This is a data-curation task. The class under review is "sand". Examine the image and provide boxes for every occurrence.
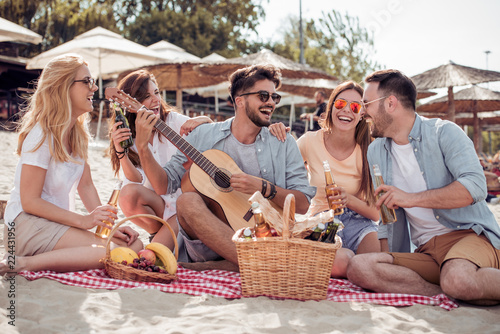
[1,128,500,334]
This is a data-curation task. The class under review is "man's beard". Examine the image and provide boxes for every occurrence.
[246,100,272,127]
[370,103,393,138]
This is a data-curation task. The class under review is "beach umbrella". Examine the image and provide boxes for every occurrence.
[416,90,437,100]
[147,40,201,62]
[26,27,167,140]
[0,17,42,44]
[411,61,500,122]
[201,53,227,62]
[417,85,500,152]
[195,49,335,81]
[137,61,228,109]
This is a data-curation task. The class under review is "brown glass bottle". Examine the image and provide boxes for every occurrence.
[372,164,397,224]
[252,202,273,238]
[323,160,344,215]
[95,180,122,238]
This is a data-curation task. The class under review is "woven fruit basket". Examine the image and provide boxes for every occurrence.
[233,194,341,301]
[102,214,178,284]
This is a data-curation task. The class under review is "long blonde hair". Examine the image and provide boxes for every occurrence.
[16,54,91,162]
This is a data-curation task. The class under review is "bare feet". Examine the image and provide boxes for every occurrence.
[179,260,239,272]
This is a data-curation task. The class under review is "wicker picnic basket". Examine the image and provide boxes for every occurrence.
[232,194,341,300]
[102,214,178,284]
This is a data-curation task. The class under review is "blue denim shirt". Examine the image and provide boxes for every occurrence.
[368,114,500,252]
[163,117,316,201]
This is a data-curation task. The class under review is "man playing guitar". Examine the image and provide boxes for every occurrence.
[134,64,315,270]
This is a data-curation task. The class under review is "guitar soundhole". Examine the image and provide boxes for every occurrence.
[212,169,232,192]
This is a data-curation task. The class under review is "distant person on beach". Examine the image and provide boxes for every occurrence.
[346,69,500,305]
[108,70,211,251]
[133,64,315,271]
[300,90,327,131]
[0,54,142,276]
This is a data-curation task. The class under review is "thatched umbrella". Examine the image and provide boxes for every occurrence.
[416,90,437,100]
[411,61,500,122]
[417,85,500,152]
[195,49,336,81]
[119,60,228,109]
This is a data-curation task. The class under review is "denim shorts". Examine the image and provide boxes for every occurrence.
[335,208,378,253]
[176,219,223,263]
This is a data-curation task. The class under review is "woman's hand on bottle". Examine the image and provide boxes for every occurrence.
[114,226,139,246]
[268,122,290,142]
[327,185,348,209]
[82,204,118,230]
[111,122,132,151]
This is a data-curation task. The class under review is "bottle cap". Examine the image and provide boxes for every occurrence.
[243,228,252,237]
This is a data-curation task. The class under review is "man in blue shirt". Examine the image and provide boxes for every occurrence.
[347,69,500,305]
[135,64,315,271]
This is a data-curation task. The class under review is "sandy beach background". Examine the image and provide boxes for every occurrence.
[1,127,500,333]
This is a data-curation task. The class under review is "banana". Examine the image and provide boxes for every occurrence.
[110,247,138,264]
[145,242,177,275]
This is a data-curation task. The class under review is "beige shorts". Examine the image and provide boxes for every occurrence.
[4,211,70,256]
[390,229,500,285]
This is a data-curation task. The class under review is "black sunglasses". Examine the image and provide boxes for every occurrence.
[239,90,281,104]
[74,77,96,90]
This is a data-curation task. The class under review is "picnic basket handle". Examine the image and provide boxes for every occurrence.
[104,214,179,260]
[282,194,295,240]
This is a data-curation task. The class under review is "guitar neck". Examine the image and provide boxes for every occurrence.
[153,119,216,176]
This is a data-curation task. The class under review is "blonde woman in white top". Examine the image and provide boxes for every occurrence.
[1,54,141,276]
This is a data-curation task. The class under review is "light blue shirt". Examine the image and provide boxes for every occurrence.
[368,114,500,252]
[163,117,316,201]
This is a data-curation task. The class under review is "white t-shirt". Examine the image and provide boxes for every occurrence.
[121,111,190,220]
[4,124,85,223]
[391,142,453,247]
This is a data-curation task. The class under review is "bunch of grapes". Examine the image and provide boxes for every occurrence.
[120,257,168,274]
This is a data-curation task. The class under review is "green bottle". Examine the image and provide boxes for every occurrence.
[323,218,341,244]
[114,104,134,149]
[307,222,326,241]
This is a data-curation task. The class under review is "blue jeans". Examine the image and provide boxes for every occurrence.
[336,208,378,253]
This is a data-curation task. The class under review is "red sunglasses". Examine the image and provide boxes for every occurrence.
[334,98,362,113]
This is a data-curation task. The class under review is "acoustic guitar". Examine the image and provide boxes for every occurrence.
[105,87,282,231]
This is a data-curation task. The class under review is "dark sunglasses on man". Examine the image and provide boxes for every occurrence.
[239,90,281,104]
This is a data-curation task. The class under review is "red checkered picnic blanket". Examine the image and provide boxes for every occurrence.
[18,267,458,310]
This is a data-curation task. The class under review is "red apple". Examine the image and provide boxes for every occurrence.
[137,249,156,263]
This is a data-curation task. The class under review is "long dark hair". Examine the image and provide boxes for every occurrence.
[108,70,174,176]
[322,81,375,206]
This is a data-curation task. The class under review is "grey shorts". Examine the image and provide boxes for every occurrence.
[336,208,378,253]
[176,220,223,263]
[5,211,70,256]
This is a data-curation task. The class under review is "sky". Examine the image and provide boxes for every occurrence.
[255,0,500,93]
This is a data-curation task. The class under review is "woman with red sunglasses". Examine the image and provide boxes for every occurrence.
[270,81,380,277]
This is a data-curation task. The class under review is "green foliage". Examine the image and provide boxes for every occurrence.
[269,10,379,82]
[119,0,266,57]
[317,10,379,82]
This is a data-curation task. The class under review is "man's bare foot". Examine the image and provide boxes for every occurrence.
[179,260,239,272]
